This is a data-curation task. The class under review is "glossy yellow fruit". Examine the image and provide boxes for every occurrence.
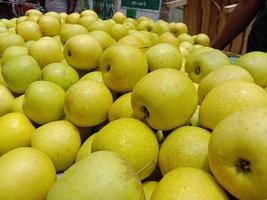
[88,30,115,49]
[143,181,158,200]
[209,107,267,200]
[64,80,113,127]
[0,147,56,200]
[0,85,14,117]
[200,80,267,130]
[158,32,179,47]
[151,167,228,200]
[92,118,159,180]
[108,92,133,121]
[0,112,35,156]
[47,151,145,200]
[198,65,254,103]
[159,126,210,175]
[11,95,24,113]
[146,43,182,71]
[0,33,24,56]
[16,21,42,41]
[75,133,97,162]
[38,15,61,36]
[132,68,198,131]
[31,120,81,172]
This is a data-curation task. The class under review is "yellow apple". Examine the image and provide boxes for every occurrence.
[38,15,61,36]
[16,21,42,41]
[60,24,88,44]
[64,34,103,70]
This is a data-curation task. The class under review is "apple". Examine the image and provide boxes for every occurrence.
[0,85,14,117]
[38,15,61,36]
[0,34,25,56]
[109,23,128,41]
[88,20,111,33]
[60,24,88,44]
[146,43,182,71]
[177,33,194,44]
[25,9,43,17]
[194,33,210,46]
[185,49,230,83]
[78,15,98,30]
[1,45,28,65]
[209,107,267,199]
[131,68,198,131]
[158,32,179,47]
[88,30,115,49]
[64,80,113,127]
[16,21,42,41]
[112,11,127,24]
[236,51,267,87]
[64,34,103,70]
[98,44,148,92]
[23,81,65,125]
[66,13,80,24]
[80,10,98,18]
[47,151,145,200]
[169,22,188,36]
[2,55,41,93]
[152,20,169,35]
[42,62,79,91]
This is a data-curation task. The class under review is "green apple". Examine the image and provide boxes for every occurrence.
[2,55,42,93]
[131,68,198,131]
[185,49,230,83]
[64,80,113,127]
[23,81,65,125]
[64,34,103,70]
[209,107,267,200]
[99,44,148,92]
[0,33,24,56]
[47,151,145,200]
[16,21,42,41]
[0,85,14,117]
[236,51,267,87]
[42,62,79,91]
[169,22,188,36]
[1,46,28,66]
[59,24,88,44]
[29,37,64,68]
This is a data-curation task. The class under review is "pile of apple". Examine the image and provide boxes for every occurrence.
[0,8,267,200]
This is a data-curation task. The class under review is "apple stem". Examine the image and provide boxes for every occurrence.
[141,106,149,120]
[235,158,251,173]
[194,66,201,75]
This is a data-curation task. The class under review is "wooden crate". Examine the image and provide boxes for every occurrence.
[183,0,251,54]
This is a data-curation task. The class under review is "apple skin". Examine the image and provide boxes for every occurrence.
[209,107,267,200]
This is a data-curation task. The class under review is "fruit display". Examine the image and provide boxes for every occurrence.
[1,8,267,200]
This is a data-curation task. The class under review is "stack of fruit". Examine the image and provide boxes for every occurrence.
[0,9,267,200]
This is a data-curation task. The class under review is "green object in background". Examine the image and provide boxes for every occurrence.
[121,0,162,11]
[126,9,137,19]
